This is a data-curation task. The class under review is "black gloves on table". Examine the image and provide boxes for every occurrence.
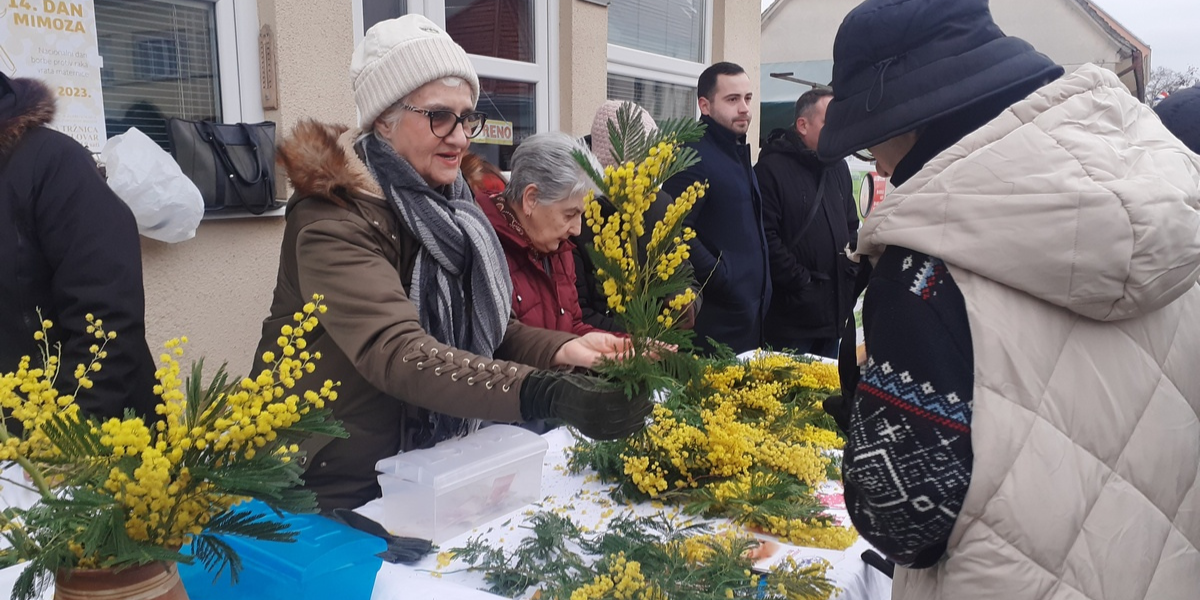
[519,371,652,440]
[326,508,433,564]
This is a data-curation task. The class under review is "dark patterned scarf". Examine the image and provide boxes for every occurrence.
[359,133,513,442]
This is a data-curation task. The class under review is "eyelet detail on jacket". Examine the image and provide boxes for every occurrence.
[492,365,501,373]
[502,384,511,393]
[477,362,486,369]
[451,373,461,381]
[430,348,439,357]
[467,376,477,385]
[416,361,426,370]
[445,351,454,361]
[463,358,472,368]
[485,381,494,390]
[508,366,519,375]
[434,366,443,376]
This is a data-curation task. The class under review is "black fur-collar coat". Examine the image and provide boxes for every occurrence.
[0,73,159,421]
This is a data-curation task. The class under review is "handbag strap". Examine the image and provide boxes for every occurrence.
[199,122,276,214]
[200,121,267,185]
[793,171,828,241]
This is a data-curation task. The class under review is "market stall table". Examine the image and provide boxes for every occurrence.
[0,429,891,600]
[359,427,892,600]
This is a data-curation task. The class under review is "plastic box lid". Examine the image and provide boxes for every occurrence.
[375,425,548,490]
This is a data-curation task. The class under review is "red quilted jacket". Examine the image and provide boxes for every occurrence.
[475,191,604,336]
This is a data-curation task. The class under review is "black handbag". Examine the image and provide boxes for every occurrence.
[167,119,280,214]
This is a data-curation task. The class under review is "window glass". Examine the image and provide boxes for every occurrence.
[607,74,695,122]
[470,77,534,171]
[608,0,704,62]
[446,0,534,63]
[95,0,220,149]
[362,0,408,33]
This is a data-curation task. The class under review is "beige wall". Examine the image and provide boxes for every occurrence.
[760,0,854,64]
[141,219,282,373]
[558,0,609,136]
[141,0,356,373]
[713,0,764,152]
[991,0,1127,71]
[141,0,764,371]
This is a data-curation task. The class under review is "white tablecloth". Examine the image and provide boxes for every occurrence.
[0,407,892,600]
[360,428,892,600]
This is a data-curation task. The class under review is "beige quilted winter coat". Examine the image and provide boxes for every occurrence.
[857,65,1200,600]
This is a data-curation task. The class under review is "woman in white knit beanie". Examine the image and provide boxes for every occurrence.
[257,14,651,510]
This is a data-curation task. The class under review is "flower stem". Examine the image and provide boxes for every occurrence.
[0,428,53,500]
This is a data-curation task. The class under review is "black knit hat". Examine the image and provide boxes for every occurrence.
[818,0,1064,161]
[1155,85,1200,154]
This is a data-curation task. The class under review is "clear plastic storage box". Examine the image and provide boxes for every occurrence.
[376,424,548,543]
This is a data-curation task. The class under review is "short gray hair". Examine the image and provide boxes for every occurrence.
[502,132,600,206]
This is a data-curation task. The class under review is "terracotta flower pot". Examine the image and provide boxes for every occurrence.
[54,562,189,600]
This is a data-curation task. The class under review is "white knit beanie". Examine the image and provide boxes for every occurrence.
[350,14,480,129]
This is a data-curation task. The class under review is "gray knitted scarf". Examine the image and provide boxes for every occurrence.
[359,133,513,442]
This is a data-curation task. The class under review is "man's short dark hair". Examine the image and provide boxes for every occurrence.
[698,62,746,101]
[794,88,834,121]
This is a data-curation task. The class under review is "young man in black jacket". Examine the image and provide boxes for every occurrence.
[661,62,772,354]
[754,89,858,358]
[0,72,159,421]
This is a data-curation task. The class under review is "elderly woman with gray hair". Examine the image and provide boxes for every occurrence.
[475,132,613,336]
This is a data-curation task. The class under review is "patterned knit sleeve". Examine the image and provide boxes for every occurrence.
[842,245,974,569]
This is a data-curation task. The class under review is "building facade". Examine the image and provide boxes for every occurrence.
[106,0,760,369]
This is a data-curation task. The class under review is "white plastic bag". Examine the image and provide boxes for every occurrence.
[101,127,204,243]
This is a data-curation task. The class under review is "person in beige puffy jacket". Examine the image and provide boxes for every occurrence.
[818,1,1200,599]
[256,15,650,511]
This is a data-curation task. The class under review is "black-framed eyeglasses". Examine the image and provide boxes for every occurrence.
[401,104,488,139]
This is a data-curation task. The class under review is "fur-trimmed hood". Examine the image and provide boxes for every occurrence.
[0,73,56,158]
[276,119,383,205]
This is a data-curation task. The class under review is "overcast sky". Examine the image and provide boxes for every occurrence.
[761,0,1200,71]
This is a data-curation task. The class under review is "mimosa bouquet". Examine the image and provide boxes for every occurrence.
[0,295,343,599]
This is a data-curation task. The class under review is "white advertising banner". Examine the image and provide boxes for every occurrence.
[1,0,106,151]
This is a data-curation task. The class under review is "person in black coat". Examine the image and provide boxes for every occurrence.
[661,62,771,354]
[754,88,858,357]
[0,72,159,421]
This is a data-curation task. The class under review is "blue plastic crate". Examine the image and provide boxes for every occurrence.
[178,501,385,600]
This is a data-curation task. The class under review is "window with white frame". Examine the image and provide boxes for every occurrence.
[95,0,261,149]
[356,0,552,171]
[606,0,710,122]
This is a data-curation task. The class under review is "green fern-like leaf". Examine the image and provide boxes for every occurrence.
[607,102,652,167]
[205,508,295,542]
[191,533,242,584]
[11,560,52,600]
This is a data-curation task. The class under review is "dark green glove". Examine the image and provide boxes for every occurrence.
[519,371,651,440]
[822,394,851,433]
